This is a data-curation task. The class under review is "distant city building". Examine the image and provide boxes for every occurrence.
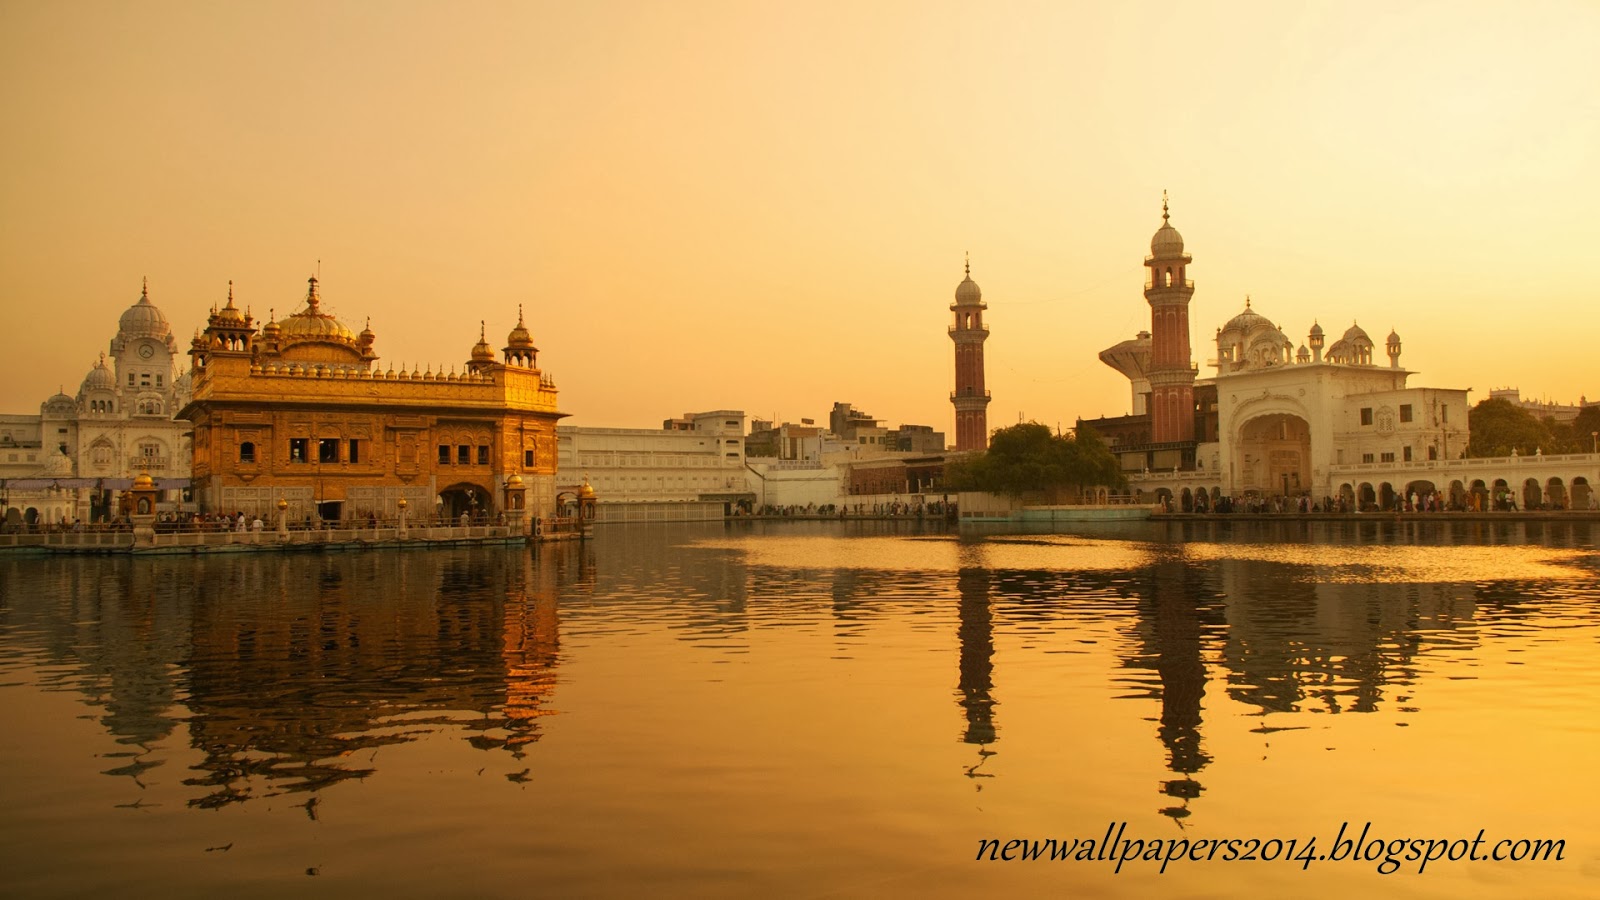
[1,279,192,526]
[889,423,946,454]
[179,278,564,523]
[1487,388,1593,425]
[747,419,823,461]
[949,258,991,451]
[558,410,751,511]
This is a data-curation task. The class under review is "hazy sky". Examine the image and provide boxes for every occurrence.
[2,1,1595,432]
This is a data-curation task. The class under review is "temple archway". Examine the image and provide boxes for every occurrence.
[1234,413,1311,497]
[439,482,493,522]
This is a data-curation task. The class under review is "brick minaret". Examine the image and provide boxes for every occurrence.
[950,256,991,451]
[1145,194,1196,443]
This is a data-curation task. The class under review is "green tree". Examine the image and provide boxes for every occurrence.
[944,421,1124,498]
[1466,398,1556,457]
[1549,405,1600,454]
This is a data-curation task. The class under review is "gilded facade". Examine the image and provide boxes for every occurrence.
[179,277,564,524]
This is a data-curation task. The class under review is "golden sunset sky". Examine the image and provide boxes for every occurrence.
[2,1,1595,433]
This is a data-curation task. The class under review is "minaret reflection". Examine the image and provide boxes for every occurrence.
[955,559,997,784]
[1127,556,1218,821]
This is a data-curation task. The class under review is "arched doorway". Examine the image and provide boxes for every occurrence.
[1573,477,1593,510]
[1378,482,1396,511]
[439,482,493,523]
[1235,413,1312,497]
[1155,488,1174,512]
[1492,478,1511,510]
[1404,480,1437,511]
[1357,483,1375,510]
[1545,478,1567,510]
[1180,487,1193,512]
[1338,483,1355,512]
[1448,480,1467,510]
[1523,478,1542,510]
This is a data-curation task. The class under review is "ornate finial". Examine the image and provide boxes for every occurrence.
[365,316,371,331]
[141,276,149,300]
[306,275,320,312]
[517,303,526,326]
[1245,294,1251,308]
[1162,190,1169,224]
[964,251,970,277]
[480,320,486,340]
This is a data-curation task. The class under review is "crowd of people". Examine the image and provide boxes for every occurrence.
[741,499,957,519]
[1171,488,1597,514]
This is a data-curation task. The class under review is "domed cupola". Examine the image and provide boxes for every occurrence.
[260,308,281,342]
[41,389,76,417]
[80,352,116,393]
[953,257,983,307]
[503,305,537,367]
[1220,297,1270,337]
[273,276,365,364]
[117,277,172,341]
[467,320,492,358]
[1216,297,1288,372]
[1325,322,1375,366]
[212,281,246,324]
[1150,194,1185,259]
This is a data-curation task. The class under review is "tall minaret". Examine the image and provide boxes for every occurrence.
[1145,193,1196,444]
[950,255,991,451]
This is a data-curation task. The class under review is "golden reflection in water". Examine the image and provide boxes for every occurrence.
[694,533,1154,572]
[1178,541,1594,583]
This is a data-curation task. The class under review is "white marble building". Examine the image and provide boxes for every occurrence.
[557,410,753,511]
[0,280,192,525]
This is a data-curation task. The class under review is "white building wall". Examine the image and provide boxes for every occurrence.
[557,410,750,503]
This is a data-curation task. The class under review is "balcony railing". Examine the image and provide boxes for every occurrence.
[129,456,170,471]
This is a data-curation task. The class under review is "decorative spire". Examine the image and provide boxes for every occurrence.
[480,320,487,340]
[964,251,970,277]
[141,276,149,301]
[227,279,234,306]
[517,303,526,326]
[306,276,320,313]
[1245,294,1251,308]
[1162,190,1169,224]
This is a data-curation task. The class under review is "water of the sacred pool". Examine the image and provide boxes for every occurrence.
[1,519,1595,898]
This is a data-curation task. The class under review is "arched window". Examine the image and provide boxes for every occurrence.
[240,441,256,463]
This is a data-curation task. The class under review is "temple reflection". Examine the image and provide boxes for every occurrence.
[180,547,575,806]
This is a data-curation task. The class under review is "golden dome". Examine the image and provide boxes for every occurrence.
[506,305,535,350]
[276,277,358,347]
[132,472,155,489]
[506,473,524,487]
[213,281,246,323]
[578,479,596,499]
[471,321,494,360]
